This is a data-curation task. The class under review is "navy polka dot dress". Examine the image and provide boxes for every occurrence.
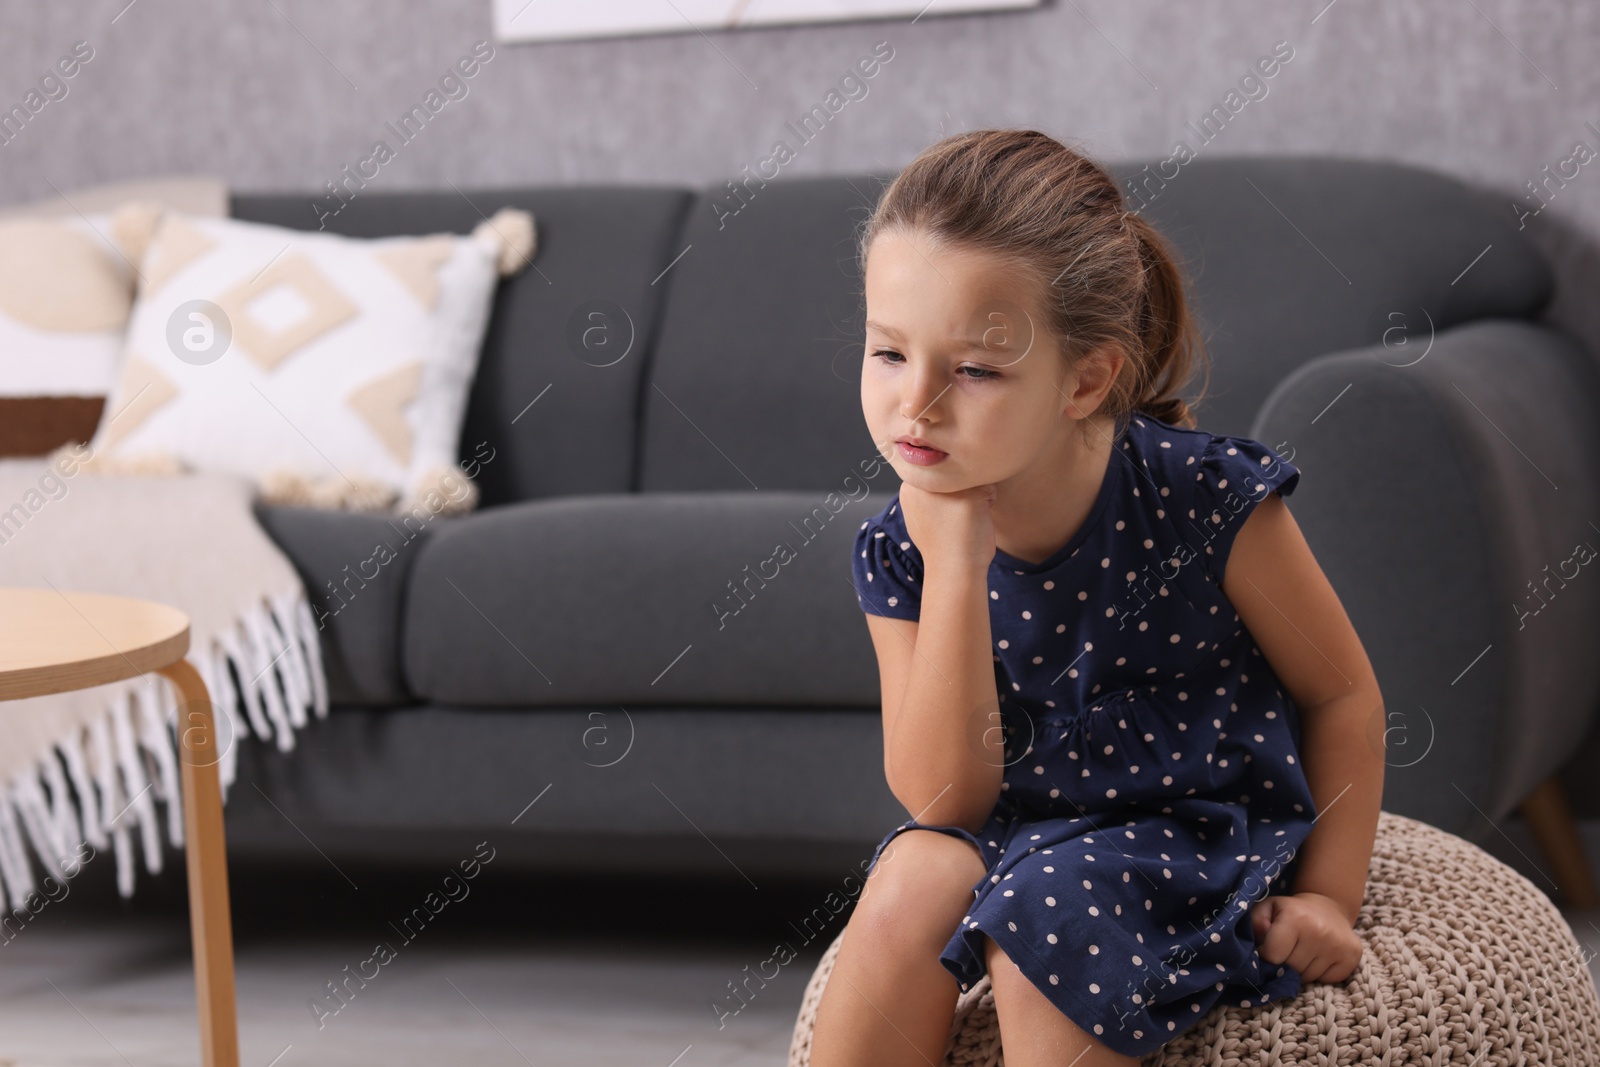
[850,410,1318,1058]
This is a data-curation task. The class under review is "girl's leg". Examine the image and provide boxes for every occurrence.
[982,934,1141,1067]
[809,829,987,1067]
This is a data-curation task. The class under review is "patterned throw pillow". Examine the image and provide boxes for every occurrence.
[0,177,230,458]
[75,205,534,515]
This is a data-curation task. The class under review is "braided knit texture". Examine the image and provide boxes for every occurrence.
[787,810,1600,1066]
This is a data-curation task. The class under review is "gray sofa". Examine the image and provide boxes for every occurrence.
[222,155,1600,885]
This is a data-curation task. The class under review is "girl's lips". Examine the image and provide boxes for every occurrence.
[896,440,948,466]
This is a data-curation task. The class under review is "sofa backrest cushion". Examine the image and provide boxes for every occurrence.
[637,173,897,493]
[231,186,694,506]
[636,157,1552,492]
[1106,155,1553,432]
[235,156,1555,503]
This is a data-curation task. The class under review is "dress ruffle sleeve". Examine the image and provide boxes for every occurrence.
[851,496,923,621]
[1190,435,1300,585]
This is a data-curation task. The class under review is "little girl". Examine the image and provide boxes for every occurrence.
[810,129,1386,1066]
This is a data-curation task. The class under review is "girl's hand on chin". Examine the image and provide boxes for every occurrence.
[899,480,997,574]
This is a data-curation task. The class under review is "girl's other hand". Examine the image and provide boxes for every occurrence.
[899,480,998,574]
[1250,891,1363,984]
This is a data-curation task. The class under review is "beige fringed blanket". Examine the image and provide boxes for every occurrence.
[0,445,327,907]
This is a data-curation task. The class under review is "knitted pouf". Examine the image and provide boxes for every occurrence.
[788,810,1600,1066]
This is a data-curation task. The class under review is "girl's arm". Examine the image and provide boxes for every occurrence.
[865,553,1005,836]
[1222,491,1386,925]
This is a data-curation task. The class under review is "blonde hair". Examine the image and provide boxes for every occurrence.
[858,128,1210,431]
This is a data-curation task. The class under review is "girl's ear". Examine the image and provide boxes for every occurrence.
[1061,343,1125,419]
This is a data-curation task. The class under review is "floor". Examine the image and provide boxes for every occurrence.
[0,847,835,1067]
[4,816,1600,1067]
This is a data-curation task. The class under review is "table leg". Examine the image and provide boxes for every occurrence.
[157,658,240,1067]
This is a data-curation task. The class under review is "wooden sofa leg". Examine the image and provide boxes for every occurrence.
[1519,774,1600,910]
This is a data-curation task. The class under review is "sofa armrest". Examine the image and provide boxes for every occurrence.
[253,502,443,707]
[1249,319,1600,839]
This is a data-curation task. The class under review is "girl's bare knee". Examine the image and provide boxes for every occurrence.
[853,828,986,952]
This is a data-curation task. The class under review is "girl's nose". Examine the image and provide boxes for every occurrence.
[900,369,950,422]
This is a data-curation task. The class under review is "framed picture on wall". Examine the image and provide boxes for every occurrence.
[492,0,1044,43]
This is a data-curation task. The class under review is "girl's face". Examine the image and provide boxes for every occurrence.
[861,229,1096,494]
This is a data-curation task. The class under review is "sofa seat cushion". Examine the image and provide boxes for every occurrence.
[403,491,888,707]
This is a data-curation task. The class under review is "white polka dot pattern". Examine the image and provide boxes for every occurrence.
[848,411,1316,1057]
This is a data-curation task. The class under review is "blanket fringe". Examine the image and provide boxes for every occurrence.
[0,586,329,912]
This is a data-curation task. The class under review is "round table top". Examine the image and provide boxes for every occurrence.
[0,587,190,702]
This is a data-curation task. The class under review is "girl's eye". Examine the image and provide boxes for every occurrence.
[869,350,999,381]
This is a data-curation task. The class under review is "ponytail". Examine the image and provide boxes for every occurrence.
[1122,211,1208,429]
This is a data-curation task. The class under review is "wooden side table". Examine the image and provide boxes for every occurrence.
[0,587,239,1067]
